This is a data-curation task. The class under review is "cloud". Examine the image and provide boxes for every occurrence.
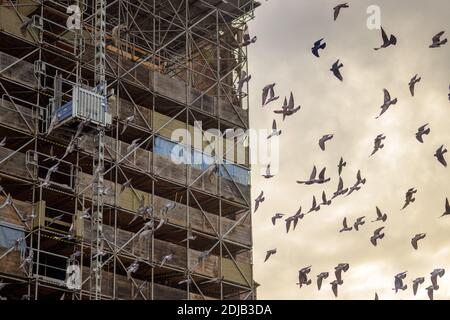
[249,0,450,300]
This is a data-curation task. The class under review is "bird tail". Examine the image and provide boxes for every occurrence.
[390,35,397,45]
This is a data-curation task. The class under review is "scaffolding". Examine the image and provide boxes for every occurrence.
[0,0,258,300]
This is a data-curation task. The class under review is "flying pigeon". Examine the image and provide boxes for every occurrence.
[429,31,447,48]
[408,74,421,96]
[434,145,447,167]
[311,38,326,57]
[333,3,349,21]
[370,227,385,246]
[415,124,430,143]
[330,60,344,81]
[411,233,426,250]
[376,89,398,119]
[374,27,397,50]
[319,134,334,151]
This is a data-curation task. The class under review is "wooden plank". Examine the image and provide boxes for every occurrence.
[0,195,31,226]
[80,267,211,300]
[0,249,26,278]
[81,220,251,287]
[0,51,37,88]
[77,172,251,246]
[0,146,32,180]
[0,99,36,134]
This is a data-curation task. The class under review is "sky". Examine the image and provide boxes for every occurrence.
[247,0,450,300]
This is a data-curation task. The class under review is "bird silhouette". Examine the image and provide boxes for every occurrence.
[312,38,326,57]
[333,3,349,21]
[374,27,397,50]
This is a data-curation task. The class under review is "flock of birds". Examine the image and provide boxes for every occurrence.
[250,2,449,299]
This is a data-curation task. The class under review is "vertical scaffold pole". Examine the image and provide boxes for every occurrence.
[92,0,107,300]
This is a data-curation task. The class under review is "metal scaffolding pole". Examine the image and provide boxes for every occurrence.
[92,0,107,300]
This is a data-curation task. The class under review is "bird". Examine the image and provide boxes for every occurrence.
[242,24,257,47]
[334,263,350,283]
[273,92,301,120]
[316,168,331,184]
[112,24,127,48]
[120,178,132,193]
[429,31,447,48]
[346,170,367,196]
[20,250,34,270]
[311,38,326,57]
[261,164,274,179]
[434,145,447,167]
[333,3,349,21]
[40,163,59,188]
[370,227,385,246]
[297,166,317,185]
[353,216,365,231]
[262,83,279,106]
[412,277,425,296]
[402,188,417,210]
[317,272,329,290]
[43,145,57,163]
[337,157,346,176]
[120,114,135,135]
[372,207,387,222]
[160,254,174,267]
[321,191,332,206]
[19,18,33,36]
[237,71,251,95]
[330,280,341,298]
[47,213,64,225]
[411,233,426,250]
[138,221,154,241]
[330,60,344,81]
[271,213,284,226]
[376,89,398,119]
[0,194,12,209]
[292,206,305,230]
[178,277,192,286]
[254,191,265,213]
[415,124,430,143]
[430,268,445,290]
[409,74,421,96]
[339,217,352,232]
[285,207,305,233]
[126,138,141,154]
[180,228,197,243]
[264,249,277,262]
[298,266,312,288]
[425,285,435,300]
[285,216,296,234]
[332,177,348,199]
[267,120,282,139]
[196,250,211,265]
[0,281,9,291]
[393,271,408,293]
[126,260,139,279]
[319,134,334,151]
[308,196,321,213]
[370,134,386,156]
[374,27,397,50]
[161,200,176,216]
[441,198,450,217]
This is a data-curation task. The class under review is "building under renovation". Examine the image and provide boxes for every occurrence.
[0,0,258,300]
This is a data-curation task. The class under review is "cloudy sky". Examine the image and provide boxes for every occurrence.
[247,0,449,300]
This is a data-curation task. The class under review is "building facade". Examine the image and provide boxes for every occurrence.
[0,0,257,300]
